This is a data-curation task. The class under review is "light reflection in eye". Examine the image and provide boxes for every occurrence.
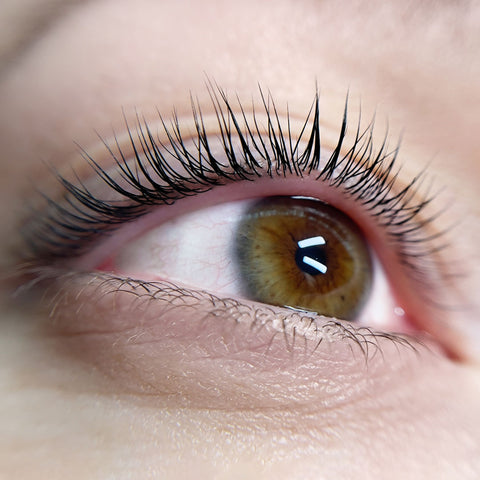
[296,236,328,275]
[300,254,328,274]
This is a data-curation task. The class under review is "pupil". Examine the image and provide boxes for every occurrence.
[295,236,328,276]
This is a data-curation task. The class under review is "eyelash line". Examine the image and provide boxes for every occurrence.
[22,86,444,290]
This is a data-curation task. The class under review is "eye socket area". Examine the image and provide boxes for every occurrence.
[21,89,454,356]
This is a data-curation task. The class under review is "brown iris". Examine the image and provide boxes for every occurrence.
[234,197,373,320]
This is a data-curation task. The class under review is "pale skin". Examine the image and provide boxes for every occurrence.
[1,0,480,479]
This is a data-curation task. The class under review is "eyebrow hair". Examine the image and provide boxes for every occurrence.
[0,0,90,78]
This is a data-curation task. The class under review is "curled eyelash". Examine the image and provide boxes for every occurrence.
[21,86,443,289]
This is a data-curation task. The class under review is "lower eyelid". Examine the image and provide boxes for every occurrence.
[28,269,440,410]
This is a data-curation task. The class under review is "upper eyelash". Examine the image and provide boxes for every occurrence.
[22,86,443,286]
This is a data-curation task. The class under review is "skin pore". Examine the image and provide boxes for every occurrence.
[0,0,479,479]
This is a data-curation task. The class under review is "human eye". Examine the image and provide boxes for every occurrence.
[3,0,480,477]
[16,84,465,390]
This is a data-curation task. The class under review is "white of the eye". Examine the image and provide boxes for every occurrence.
[114,201,251,294]
[113,199,404,330]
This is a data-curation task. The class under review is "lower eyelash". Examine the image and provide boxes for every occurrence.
[19,266,423,360]
[21,86,445,294]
